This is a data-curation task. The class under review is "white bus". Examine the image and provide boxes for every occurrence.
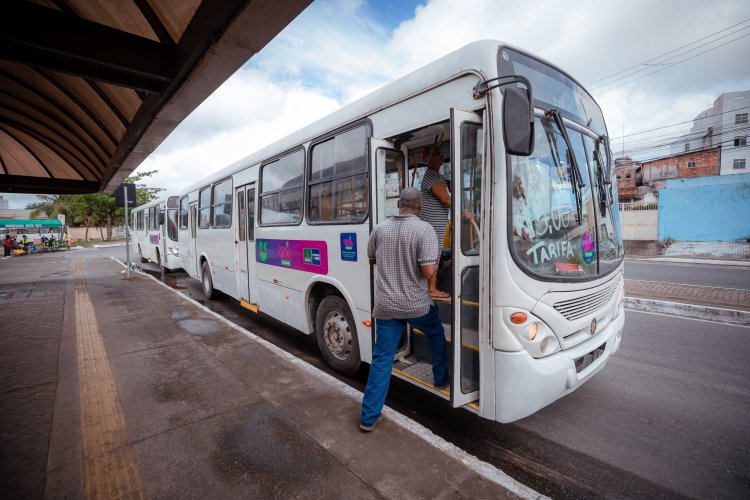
[177,40,625,423]
[131,196,181,271]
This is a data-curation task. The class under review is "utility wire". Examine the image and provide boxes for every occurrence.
[615,123,750,152]
[586,18,750,87]
[619,135,750,160]
[610,105,750,141]
[619,123,750,152]
[592,31,750,95]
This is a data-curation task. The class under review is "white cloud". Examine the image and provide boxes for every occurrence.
[134,0,750,192]
[139,69,340,193]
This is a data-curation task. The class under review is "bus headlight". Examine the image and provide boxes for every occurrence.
[168,246,179,256]
[505,311,561,358]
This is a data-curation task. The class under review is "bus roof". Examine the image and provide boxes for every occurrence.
[179,39,508,195]
[0,219,63,229]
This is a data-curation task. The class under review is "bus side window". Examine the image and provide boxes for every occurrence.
[308,125,368,223]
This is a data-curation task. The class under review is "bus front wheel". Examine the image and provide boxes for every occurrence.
[315,296,361,376]
[138,246,147,263]
[201,261,216,300]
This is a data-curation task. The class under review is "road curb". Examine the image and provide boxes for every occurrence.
[626,257,749,267]
[625,297,750,326]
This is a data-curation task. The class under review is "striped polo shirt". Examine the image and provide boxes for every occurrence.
[419,168,450,246]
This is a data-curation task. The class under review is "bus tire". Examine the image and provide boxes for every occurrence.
[138,246,147,263]
[315,296,361,376]
[201,261,216,300]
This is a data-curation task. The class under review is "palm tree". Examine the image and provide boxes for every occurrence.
[26,194,71,219]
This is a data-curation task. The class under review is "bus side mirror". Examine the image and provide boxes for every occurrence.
[503,87,534,156]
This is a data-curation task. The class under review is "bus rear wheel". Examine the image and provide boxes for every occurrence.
[138,246,147,263]
[201,261,216,300]
[315,295,361,376]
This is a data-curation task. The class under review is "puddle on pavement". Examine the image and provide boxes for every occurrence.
[178,319,218,336]
[171,310,192,320]
[210,404,333,493]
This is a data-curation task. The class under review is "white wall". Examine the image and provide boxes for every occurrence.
[621,209,658,240]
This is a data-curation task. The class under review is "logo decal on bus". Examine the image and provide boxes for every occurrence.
[340,233,357,262]
[256,239,328,274]
[581,231,596,265]
[279,242,292,266]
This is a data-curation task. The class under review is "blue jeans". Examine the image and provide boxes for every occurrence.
[360,304,449,426]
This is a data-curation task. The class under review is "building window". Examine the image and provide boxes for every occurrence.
[684,143,690,152]
[733,159,747,170]
[736,113,748,124]
[687,161,696,169]
[735,136,747,147]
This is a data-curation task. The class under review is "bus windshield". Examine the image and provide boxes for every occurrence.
[498,47,606,136]
[501,48,624,279]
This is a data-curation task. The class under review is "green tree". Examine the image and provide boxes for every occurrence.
[125,170,164,207]
[27,194,73,219]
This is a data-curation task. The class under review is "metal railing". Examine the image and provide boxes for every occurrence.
[619,201,658,211]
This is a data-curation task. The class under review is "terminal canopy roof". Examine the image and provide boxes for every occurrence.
[0,0,311,195]
[0,218,62,229]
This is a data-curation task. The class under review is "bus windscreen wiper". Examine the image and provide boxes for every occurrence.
[546,109,584,225]
[594,145,608,216]
[597,135,615,211]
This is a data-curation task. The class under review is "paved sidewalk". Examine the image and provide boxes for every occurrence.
[0,254,533,499]
[664,241,750,260]
[624,240,750,324]
[625,280,750,312]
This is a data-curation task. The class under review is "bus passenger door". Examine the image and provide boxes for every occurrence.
[369,138,404,224]
[188,202,198,277]
[235,184,259,306]
[450,108,483,407]
[369,138,406,358]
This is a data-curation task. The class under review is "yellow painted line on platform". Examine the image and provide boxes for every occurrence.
[75,260,145,500]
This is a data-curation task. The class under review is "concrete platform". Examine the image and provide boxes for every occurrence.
[0,253,535,499]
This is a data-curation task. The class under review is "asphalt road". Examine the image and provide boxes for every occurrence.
[106,246,749,498]
[625,258,750,290]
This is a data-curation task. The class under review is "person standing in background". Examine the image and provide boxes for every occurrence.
[418,147,451,298]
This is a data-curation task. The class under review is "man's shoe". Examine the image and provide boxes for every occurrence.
[359,415,383,432]
[434,380,450,390]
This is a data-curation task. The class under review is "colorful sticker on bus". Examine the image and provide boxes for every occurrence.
[256,239,328,274]
[149,234,159,245]
[581,231,596,265]
[340,233,357,262]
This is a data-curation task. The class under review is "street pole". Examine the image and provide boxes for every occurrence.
[124,192,131,278]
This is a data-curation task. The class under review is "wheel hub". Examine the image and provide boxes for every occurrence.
[323,312,352,361]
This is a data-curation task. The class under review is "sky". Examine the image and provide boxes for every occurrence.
[5,0,749,208]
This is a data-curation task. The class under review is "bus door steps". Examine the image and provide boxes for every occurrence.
[392,359,448,394]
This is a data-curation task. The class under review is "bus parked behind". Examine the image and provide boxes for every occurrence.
[131,196,181,271]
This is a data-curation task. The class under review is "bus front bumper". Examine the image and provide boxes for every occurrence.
[493,310,625,423]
